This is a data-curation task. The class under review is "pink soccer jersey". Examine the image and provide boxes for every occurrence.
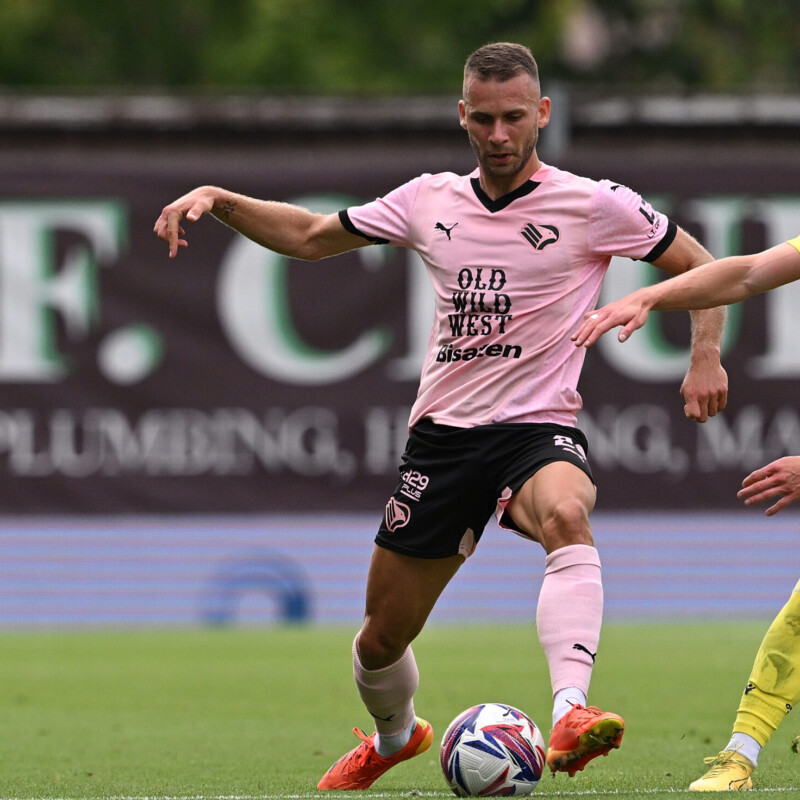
[340,163,675,430]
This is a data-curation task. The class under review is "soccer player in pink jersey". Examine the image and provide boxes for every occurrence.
[155,43,728,789]
[574,236,800,791]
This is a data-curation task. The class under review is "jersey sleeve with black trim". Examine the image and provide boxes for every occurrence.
[589,180,675,263]
[338,175,426,246]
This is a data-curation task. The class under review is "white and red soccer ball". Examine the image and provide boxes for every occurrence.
[440,702,546,796]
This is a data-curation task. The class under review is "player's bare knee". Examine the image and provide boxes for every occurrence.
[357,627,408,670]
[541,498,593,547]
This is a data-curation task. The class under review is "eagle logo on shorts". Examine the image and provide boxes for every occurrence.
[384,497,411,532]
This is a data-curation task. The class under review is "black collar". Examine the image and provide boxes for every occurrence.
[470,177,541,212]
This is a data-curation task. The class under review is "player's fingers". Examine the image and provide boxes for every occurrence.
[617,321,637,343]
[617,313,647,343]
[740,473,758,489]
[765,491,800,516]
[571,316,598,346]
[737,488,757,503]
[153,213,171,237]
[574,312,621,347]
[186,200,211,222]
[163,209,185,258]
[766,497,789,516]
[738,481,767,501]
[580,327,603,347]
[738,474,782,502]
[740,489,773,508]
[683,398,705,422]
[741,467,770,489]
[572,323,595,347]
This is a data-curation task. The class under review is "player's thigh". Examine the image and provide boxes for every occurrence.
[505,461,596,553]
[360,545,463,667]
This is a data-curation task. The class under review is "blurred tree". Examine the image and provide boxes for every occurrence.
[0,0,797,92]
[559,0,800,92]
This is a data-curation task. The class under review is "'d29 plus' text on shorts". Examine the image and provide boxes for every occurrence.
[376,419,594,559]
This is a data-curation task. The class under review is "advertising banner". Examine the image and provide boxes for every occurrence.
[1,138,799,513]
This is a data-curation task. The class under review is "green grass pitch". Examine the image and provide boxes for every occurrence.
[1,622,798,799]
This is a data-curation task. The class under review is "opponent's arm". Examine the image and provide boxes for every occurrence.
[573,241,800,346]
[154,185,368,260]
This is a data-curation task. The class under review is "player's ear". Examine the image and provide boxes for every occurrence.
[458,100,468,129]
[537,96,551,129]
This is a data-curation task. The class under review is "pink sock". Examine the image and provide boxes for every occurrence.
[536,544,603,700]
[353,634,418,737]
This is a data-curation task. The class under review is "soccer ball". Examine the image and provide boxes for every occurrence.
[440,702,546,796]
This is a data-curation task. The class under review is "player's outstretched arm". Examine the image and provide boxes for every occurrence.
[573,241,800,347]
[738,456,800,516]
[153,185,366,260]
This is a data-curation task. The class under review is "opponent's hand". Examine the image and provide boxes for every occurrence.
[153,186,216,258]
[738,456,800,516]
[572,297,652,347]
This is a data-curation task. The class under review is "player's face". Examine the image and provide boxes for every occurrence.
[459,73,550,196]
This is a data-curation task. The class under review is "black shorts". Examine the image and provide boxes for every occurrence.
[376,419,594,559]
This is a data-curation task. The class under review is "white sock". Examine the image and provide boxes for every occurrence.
[727,732,761,767]
[552,686,587,727]
[375,717,417,757]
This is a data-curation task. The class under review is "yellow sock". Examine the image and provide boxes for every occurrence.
[733,586,800,747]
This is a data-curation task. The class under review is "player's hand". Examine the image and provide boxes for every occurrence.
[680,353,728,423]
[738,456,800,516]
[153,186,216,258]
[571,296,652,347]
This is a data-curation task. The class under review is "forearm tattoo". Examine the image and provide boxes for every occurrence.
[218,199,238,220]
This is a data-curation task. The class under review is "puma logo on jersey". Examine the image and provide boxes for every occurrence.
[435,222,458,240]
[520,223,559,250]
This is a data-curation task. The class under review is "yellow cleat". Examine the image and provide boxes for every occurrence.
[689,750,754,791]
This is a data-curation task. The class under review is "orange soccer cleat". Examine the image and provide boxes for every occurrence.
[317,717,433,790]
[546,704,625,777]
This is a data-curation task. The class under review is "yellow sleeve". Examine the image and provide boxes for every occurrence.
[788,235,800,254]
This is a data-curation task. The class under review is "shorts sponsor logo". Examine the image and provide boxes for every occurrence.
[385,496,411,532]
[553,434,587,463]
[400,469,429,502]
